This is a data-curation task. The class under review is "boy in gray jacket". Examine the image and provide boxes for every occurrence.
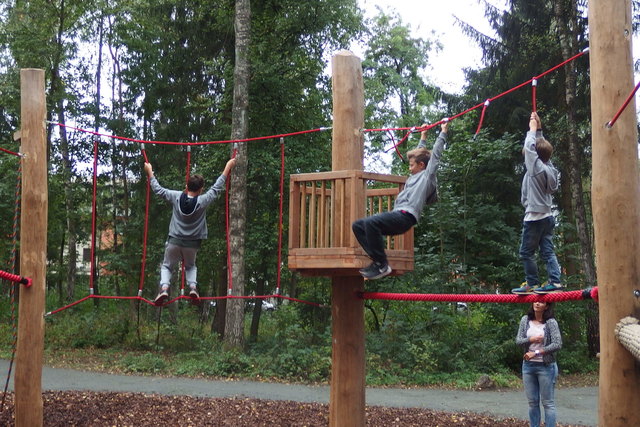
[512,112,563,294]
[352,121,448,280]
[144,158,236,304]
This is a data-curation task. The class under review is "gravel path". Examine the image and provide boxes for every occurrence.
[0,360,597,426]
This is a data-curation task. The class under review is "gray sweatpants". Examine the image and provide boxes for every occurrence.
[160,242,198,289]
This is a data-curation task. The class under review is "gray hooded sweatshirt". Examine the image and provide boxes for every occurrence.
[393,130,447,223]
[521,130,559,215]
[150,174,227,241]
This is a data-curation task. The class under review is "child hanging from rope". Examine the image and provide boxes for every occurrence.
[144,157,236,304]
[511,112,564,295]
[352,121,448,280]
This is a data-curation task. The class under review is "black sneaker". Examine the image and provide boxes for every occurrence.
[154,289,169,305]
[360,262,392,280]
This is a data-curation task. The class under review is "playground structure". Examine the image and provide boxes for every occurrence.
[6,1,640,426]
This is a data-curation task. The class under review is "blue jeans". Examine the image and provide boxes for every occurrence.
[519,216,561,286]
[352,210,416,265]
[522,361,558,427]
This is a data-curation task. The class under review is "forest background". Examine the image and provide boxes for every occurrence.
[0,0,635,388]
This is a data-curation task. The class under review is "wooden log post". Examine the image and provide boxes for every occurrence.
[329,50,366,427]
[588,1,640,426]
[15,69,47,427]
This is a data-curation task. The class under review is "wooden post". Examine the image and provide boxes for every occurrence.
[588,2,640,426]
[329,50,365,427]
[15,69,47,427]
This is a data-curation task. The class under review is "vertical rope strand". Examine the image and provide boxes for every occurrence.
[138,146,151,296]
[89,140,99,295]
[1,156,22,411]
[275,138,285,295]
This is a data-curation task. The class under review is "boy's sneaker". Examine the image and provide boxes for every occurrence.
[511,282,538,295]
[534,283,564,294]
[360,262,392,280]
[189,286,200,299]
[154,289,169,305]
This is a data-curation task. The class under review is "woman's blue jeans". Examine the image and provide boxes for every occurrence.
[519,216,561,286]
[522,361,558,427]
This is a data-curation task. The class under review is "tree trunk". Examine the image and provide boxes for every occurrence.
[249,274,265,342]
[212,265,227,338]
[224,0,251,350]
[553,0,599,355]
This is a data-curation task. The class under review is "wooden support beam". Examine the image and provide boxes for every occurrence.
[329,50,366,427]
[15,69,47,427]
[588,1,640,426]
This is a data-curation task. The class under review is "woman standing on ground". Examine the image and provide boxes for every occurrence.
[516,301,562,427]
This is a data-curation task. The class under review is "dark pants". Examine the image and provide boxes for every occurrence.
[352,210,416,265]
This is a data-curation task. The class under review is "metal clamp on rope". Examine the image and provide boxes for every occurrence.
[186,145,191,152]
[532,79,538,87]
[634,289,640,298]
[138,289,143,297]
[141,143,146,151]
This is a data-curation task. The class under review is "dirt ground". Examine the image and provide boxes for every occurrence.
[0,391,588,426]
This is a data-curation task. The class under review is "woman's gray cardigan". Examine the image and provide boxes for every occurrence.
[516,315,562,365]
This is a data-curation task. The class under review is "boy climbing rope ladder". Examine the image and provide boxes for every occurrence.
[144,157,236,304]
[352,121,448,280]
[512,112,564,295]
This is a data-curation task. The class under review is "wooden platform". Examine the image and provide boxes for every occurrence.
[288,170,414,277]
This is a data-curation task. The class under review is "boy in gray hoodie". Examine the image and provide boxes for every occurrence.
[512,112,563,295]
[352,121,448,280]
[144,158,236,304]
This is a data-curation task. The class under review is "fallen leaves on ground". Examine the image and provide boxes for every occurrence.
[0,391,588,426]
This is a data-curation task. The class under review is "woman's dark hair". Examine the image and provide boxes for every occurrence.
[527,302,555,322]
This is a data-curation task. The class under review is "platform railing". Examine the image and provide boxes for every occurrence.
[288,170,413,274]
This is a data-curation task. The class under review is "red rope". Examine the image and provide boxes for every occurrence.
[180,146,192,295]
[1,157,21,411]
[48,122,329,147]
[185,145,192,184]
[226,147,238,294]
[276,138,285,295]
[44,292,326,316]
[361,287,598,304]
[531,79,538,112]
[138,146,151,294]
[0,146,21,157]
[89,140,99,294]
[607,79,640,128]
[0,269,31,287]
[474,100,490,137]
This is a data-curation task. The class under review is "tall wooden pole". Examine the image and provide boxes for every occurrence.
[15,69,47,427]
[329,50,365,427]
[588,2,640,426]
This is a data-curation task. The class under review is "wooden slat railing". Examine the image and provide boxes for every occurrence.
[288,170,414,275]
